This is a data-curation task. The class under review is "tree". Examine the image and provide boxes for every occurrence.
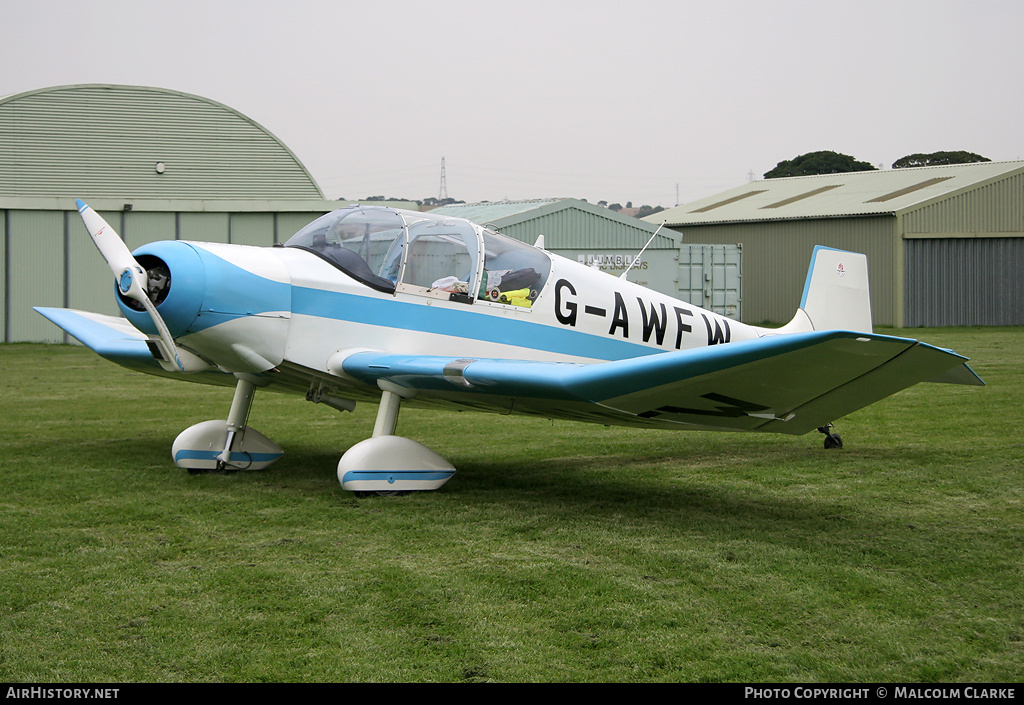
[764,151,877,179]
[892,151,990,169]
[419,196,464,207]
[636,205,664,219]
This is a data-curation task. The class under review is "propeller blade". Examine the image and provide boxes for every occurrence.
[76,200,186,371]
[76,200,149,301]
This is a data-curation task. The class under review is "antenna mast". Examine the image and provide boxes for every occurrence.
[620,220,666,280]
[438,157,448,201]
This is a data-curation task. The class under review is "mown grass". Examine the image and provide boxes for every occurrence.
[1,328,1021,682]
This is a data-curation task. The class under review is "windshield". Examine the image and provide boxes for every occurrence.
[284,206,404,293]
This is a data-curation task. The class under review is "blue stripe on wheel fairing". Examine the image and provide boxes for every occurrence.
[173,450,284,462]
[341,471,456,484]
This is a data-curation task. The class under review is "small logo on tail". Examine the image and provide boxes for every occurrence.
[836,263,846,277]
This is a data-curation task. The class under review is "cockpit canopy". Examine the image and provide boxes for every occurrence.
[285,206,551,307]
[284,206,405,293]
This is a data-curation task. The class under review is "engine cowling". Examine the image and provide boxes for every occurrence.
[115,241,206,338]
[115,240,292,373]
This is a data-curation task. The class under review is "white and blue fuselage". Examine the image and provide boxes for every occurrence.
[37,203,981,491]
[115,207,761,391]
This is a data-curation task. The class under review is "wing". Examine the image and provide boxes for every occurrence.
[35,307,158,371]
[34,307,234,386]
[340,331,983,435]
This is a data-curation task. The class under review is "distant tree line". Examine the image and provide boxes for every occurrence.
[342,195,467,207]
[634,205,665,218]
[338,194,664,220]
[586,200,660,217]
[336,150,992,215]
[764,150,991,178]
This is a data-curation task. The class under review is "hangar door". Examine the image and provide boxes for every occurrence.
[905,237,1024,326]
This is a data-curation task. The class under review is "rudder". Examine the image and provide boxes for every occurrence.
[799,246,872,332]
[770,246,873,335]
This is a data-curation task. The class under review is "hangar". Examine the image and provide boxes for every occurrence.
[2,84,741,343]
[648,161,1024,327]
[435,199,742,319]
[432,198,678,288]
[1,84,367,343]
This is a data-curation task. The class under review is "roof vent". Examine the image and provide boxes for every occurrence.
[866,177,954,203]
[689,190,767,213]
[760,184,842,209]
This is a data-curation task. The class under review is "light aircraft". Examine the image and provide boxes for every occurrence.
[36,200,982,494]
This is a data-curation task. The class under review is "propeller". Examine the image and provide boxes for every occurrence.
[76,199,186,371]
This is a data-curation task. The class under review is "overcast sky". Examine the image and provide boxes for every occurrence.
[4,0,1022,207]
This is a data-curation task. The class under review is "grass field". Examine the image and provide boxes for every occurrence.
[1,328,1022,682]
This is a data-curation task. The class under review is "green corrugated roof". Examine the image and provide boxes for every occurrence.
[0,84,323,200]
[430,199,565,225]
[433,197,677,249]
[650,161,1024,226]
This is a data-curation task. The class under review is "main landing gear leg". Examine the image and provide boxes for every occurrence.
[172,375,283,474]
[215,377,257,472]
[818,424,843,449]
[373,388,402,438]
[337,383,455,494]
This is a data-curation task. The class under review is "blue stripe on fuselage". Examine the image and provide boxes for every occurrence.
[182,246,662,361]
[291,286,657,361]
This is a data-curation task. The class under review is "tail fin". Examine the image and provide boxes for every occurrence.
[773,246,873,334]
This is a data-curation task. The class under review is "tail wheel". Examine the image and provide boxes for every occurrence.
[818,424,843,450]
